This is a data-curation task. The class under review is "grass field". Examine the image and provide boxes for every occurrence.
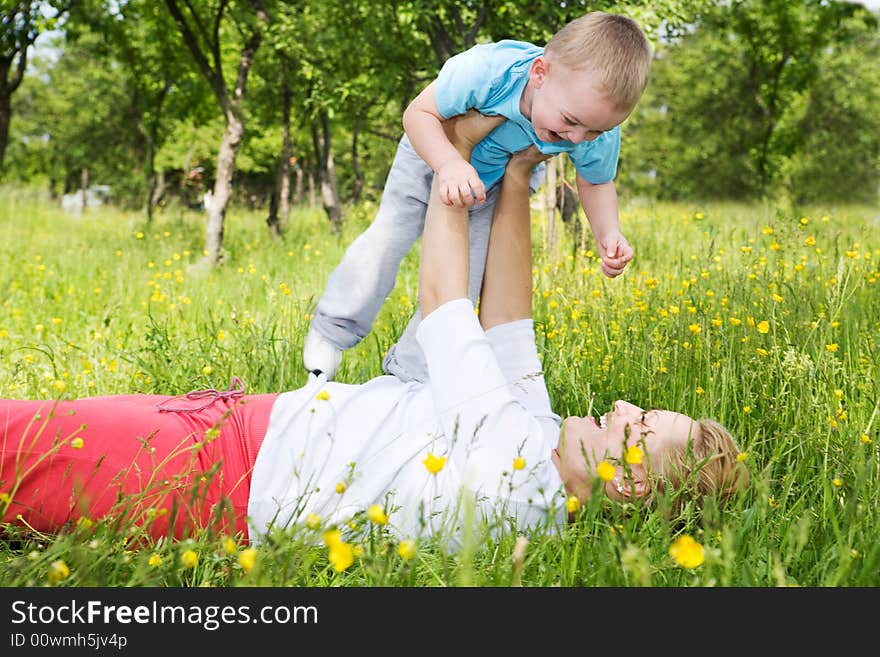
[1,185,878,586]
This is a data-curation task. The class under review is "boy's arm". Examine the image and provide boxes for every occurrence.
[403,82,487,209]
[576,175,633,278]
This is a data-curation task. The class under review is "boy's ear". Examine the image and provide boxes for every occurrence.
[529,56,549,88]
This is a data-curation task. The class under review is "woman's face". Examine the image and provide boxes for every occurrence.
[551,400,698,501]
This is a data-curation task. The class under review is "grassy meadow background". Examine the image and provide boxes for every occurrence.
[1,186,878,587]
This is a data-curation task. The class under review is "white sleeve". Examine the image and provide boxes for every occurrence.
[416,298,560,504]
[483,318,557,421]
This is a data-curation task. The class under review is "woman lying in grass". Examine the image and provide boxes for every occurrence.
[0,112,749,546]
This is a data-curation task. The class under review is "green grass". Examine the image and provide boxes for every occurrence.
[1,185,878,586]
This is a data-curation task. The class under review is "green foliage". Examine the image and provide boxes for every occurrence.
[1,190,878,586]
[624,0,880,203]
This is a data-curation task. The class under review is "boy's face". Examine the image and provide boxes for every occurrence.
[524,56,630,144]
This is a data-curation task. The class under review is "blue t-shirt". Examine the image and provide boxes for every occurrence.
[434,39,621,190]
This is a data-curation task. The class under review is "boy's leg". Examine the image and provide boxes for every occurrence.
[306,135,432,378]
[382,183,501,383]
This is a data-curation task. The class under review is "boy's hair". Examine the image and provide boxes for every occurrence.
[544,11,653,112]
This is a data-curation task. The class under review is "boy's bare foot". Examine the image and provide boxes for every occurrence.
[443,110,506,153]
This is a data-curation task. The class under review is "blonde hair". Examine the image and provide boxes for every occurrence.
[544,12,652,112]
[653,418,750,517]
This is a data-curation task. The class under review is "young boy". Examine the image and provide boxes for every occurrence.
[304,11,652,382]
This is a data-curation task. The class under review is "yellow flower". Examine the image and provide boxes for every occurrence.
[367,504,388,526]
[148,554,162,567]
[71,437,84,449]
[323,529,343,547]
[0,492,11,505]
[328,542,354,572]
[48,559,70,583]
[238,548,257,573]
[625,445,643,465]
[669,535,705,569]
[565,495,581,514]
[397,540,417,561]
[596,461,615,482]
[832,478,843,488]
[736,452,748,463]
[804,235,816,246]
[316,390,330,401]
[756,321,770,334]
[688,323,701,334]
[305,512,321,530]
[861,434,873,445]
[181,549,198,569]
[825,343,838,353]
[743,405,752,414]
[512,456,526,471]
[422,452,447,474]
[335,482,347,494]
[833,389,844,399]
[223,537,237,554]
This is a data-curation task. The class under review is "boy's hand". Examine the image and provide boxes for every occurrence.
[436,157,485,208]
[597,231,634,278]
[439,110,506,208]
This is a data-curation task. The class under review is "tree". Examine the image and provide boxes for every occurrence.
[625,0,879,202]
[164,0,269,264]
[0,1,67,171]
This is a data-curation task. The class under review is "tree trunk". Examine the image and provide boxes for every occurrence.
[312,112,342,232]
[266,85,292,237]
[307,170,316,209]
[0,86,10,170]
[148,169,166,222]
[294,163,303,206]
[350,111,364,203]
[205,113,244,263]
[80,167,89,214]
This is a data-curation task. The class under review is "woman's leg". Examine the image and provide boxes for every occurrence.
[0,392,277,541]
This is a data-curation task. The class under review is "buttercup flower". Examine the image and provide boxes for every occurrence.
[367,504,388,526]
[335,482,346,494]
[512,456,526,471]
[148,554,162,567]
[238,548,257,573]
[71,437,84,449]
[596,461,615,482]
[48,560,70,583]
[328,542,354,572]
[565,495,581,513]
[625,445,643,465]
[223,537,237,554]
[316,390,330,401]
[181,549,198,569]
[669,535,705,569]
[323,529,342,547]
[756,321,770,334]
[397,540,417,561]
[423,452,447,474]
[305,512,321,530]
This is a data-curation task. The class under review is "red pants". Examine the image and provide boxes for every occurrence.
[0,391,278,541]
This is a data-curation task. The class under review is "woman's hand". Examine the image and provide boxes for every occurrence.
[506,144,552,180]
[442,110,506,157]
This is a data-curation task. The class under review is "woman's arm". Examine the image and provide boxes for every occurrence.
[418,111,506,318]
[478,147,551,330]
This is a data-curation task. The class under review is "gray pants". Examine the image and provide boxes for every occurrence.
[311,134,543,383]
